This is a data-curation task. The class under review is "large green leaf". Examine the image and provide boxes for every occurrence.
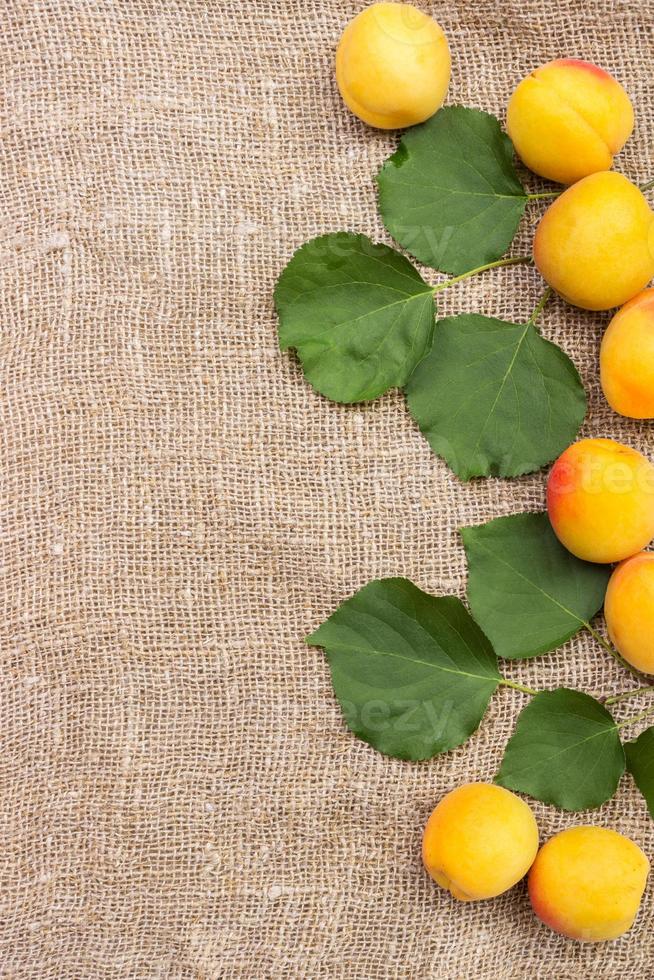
[462,512,610,659]
[275,233,435,403]
[625,727,654,818]
[377,107,528,274]
[405,313,586,480]
[496,688,625,810]
[307,578,501,760]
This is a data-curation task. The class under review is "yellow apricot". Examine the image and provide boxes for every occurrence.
[547,438,654,563]
[534,172,654,311]
[600,290,654,418]
[605,552,654,673]
[507,59,633,184]
[529,826,649,942]
[335,2,450,129]
[422,783,538,901]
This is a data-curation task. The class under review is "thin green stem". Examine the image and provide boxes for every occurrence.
[618,704,654,730]
[640,178,654,193]
[526,190,560,200]
[584,622,651,683]
[605,686,654,706]
[528,286,553,325]
[431,255,533,294]
[499,677,539,697]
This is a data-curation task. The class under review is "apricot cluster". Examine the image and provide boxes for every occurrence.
[423,783,649,942]
[510,61,654,422]
[509,61,654,705]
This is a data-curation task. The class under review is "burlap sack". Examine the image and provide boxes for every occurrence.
[2,0,654,976]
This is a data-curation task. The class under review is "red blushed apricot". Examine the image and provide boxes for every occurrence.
[507,59,633,184]
[600,290,654,418]
[605,552,654,673]
[562,58,612,79]
[547,438,654,563]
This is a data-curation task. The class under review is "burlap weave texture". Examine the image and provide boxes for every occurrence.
[2,0,654,977]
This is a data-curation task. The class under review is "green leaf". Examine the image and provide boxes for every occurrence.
[307,577,501,760]
[496,688,625,810]
[405,313,586,480]
[625,727,654,818]
[377,106,528,275]
[462,512,610,659]
[275,232,435,403]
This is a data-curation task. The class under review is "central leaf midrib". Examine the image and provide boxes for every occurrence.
[325,640,499,684]
[383,179,526,204]
[469,322,530,456]
[503,721,619,777]
[292,287,433,345]
[472,537,586,625]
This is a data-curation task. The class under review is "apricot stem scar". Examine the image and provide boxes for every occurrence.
[432,255,533,295]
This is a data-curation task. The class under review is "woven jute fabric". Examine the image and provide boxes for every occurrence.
[2,0,654,976]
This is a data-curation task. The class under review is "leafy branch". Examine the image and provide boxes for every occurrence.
[308,513,654,814]
[276,106,587,481]
[278,103,654,818]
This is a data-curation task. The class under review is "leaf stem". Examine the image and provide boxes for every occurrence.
[527,286,553,325]
[640,178,654,193]
[432,256,533,294]
[499,677,539,696]
[584,622,651,683]
[605,686,654,706]
[526,190,560,200]
[618,704,654,730]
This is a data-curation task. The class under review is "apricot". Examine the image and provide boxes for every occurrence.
[600,290,654,418]
[547,438,654,563]
[507,59,633,185]
[534,172,654,311]
[422,783,538,901]
[529,826,649,941]
[605,552,654,673]
[335,2,450,129]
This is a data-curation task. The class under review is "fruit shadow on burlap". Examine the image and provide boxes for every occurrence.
[1,1,653,977]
